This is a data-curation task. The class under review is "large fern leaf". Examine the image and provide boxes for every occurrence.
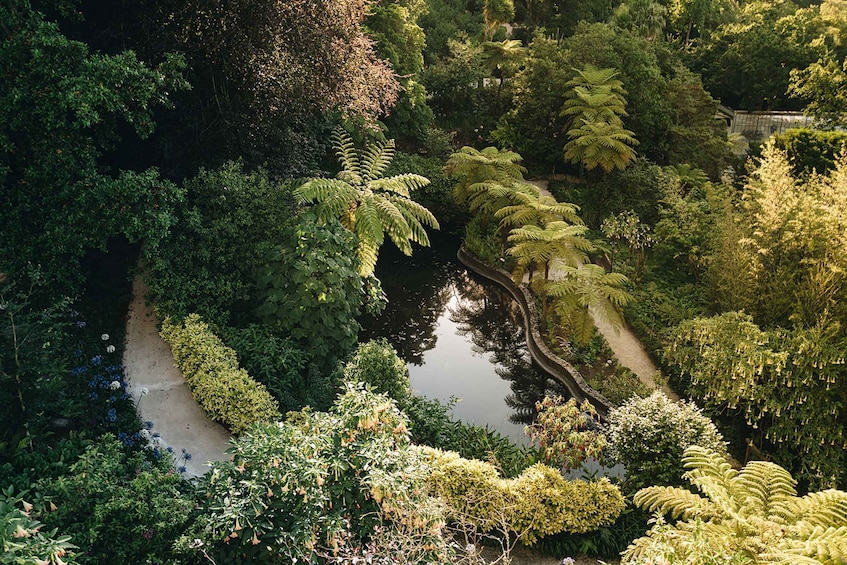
[634,485,717,520]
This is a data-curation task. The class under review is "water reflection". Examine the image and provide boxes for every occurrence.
[360,231,570,443]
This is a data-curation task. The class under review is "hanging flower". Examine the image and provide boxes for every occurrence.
[101,333,110,341]
[106,344,116,353]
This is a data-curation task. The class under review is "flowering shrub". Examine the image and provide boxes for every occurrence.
[187,384,450,563]
[1,487,78,565]
[160,313,281,434]
[525,396,606,471]
[603,391,726,489]
[420,446,626,545]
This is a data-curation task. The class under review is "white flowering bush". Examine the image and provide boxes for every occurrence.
[603,392,726,489]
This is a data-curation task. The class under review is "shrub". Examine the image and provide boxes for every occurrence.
[160,314,281,434]
[526,396,606,472]
[603,392,726,490]
[420,446,626,545]
[342,339,412,406]
[1,486,78,565]
[218,324,324,413]
[34,436,191,565]
[145,161,297,327]
[187,384,450,564]
[254,216,365,374]
[772,127,847,176]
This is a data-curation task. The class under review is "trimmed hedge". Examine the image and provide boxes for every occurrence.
[160,314,281,434]
[418,446,625,545]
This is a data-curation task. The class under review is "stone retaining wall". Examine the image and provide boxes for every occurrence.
[457,246,616,417]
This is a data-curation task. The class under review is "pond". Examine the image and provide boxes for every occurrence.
[360,230,570,444]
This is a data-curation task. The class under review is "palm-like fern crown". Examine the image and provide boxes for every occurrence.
[545,263,632,344]
[507,221,593,282]
[561,65,629,128]
[626,446,847,565]
[564,120,639,173]
[295,128,439,276]
[445,146,527,207]
[495,188,583,229]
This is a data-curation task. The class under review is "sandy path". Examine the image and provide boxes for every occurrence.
[123,276,232,477]
[527,180,677,400]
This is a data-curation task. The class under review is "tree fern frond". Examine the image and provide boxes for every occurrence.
[331,128,363,184]
[372,173,431,196]
[785,490,847,528]
[735,460,797,518]
[634,486,717,520]
[361,138,396,181]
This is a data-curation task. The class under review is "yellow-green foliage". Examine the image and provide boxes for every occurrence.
[160,314,281,434]
[625,446,847,565]
[418,446,625,545]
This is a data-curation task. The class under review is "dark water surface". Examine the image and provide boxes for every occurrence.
[360,230,569,444]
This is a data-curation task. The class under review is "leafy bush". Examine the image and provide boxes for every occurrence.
[342,339,412,406]
[587,367,651,406]
[160,314,281,434]
[536,501,649,560]
[1,486,78,565]
[526,397,606,472]
[463,213,504,265]
[420,446,626,545]
[603,392,727,490]
[34,436,191,565]
[772,127,847,176]
[255,215,365,374]
[218,324,325,413]
[187,384,450,564]
[145,161,297,327]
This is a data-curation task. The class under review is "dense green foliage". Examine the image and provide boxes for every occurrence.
[35,436,192,565]
[160,314,281,434]
[145,162,298,327]
[0,0,187,294]
[772,128,847,175]
[1,487,78,565]
[255,217,366,373]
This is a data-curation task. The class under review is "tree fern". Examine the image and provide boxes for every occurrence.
[295,128,439,275]
[624,446,847,565]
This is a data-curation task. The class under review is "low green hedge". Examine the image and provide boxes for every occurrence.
[160,314,281,434]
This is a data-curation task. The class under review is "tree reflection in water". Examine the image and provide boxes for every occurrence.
[360,230,570,436]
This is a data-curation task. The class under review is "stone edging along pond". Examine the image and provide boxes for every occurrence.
[457,245,616,418]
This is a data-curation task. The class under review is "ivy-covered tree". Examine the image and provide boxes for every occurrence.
[0,0,187,294]
[295,129,439,276]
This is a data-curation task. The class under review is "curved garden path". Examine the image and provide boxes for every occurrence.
[123,276,232,477]
[528,179,679,400]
